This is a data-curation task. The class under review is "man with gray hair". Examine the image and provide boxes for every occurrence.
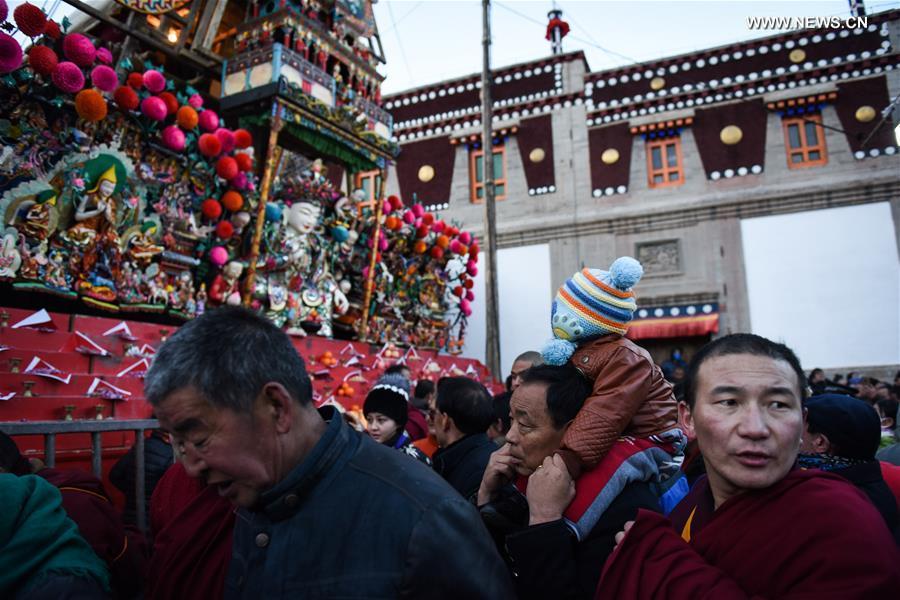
[145,307,513,599]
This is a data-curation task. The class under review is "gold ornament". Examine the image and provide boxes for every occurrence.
[529,148,546,163]
[789,49,806,63]
[601,148,620,165]
[418,165,435,182]
[650,77,665,91]
[855,106,876,123]
[720,125,743,145]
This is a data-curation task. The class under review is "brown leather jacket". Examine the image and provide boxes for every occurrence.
[558,334,678,478]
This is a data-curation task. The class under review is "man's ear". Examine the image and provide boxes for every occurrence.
[810,432,832,454]
[261,382,295,434]
[678,401,696,441]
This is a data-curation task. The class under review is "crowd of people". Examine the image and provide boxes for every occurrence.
[1,257,899,599]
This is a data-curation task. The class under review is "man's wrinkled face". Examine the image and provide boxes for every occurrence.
[506,381,566,476]
[680,353,804,508]
[155,387,277,508]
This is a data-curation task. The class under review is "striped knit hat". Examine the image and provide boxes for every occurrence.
[542,257,643,365]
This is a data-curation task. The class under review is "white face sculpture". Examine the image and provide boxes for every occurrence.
[224,261,244,279]
[98,179,116,199]
[286,202,321,235]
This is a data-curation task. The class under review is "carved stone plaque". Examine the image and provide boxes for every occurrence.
[636,240,681,275]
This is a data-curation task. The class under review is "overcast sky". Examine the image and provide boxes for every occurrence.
[373,0,900,94]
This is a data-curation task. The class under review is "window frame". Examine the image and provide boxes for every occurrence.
[782,113,828,169]
[645,137,685,189]
[469,143,507,203]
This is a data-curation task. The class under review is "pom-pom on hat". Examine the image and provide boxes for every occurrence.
[113,85,138,110]
[198,109,219,132]
[140,96,167,121]
[162,125,185,152]
[142,69,165,93]
[542,256,643,365]
[363,373,411,430]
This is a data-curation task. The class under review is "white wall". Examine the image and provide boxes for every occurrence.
[741,202,900,370]
[461,243,554,379]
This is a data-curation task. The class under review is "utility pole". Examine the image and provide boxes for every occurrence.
[481,0,502,379]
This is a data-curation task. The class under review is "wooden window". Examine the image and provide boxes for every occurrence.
[355,170,382,203]
[469,144,507,203]
[782,113,827,168]
[646,137,684,188]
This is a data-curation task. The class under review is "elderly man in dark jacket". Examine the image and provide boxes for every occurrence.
[432,377,499,500]
[145,307,514,600]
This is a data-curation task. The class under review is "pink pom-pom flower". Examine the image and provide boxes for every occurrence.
[209,246,228,266]
[402,210,415,224]
[140,96,167,121]
[459,298,472,317]
[459,231,472,246]
[90,65,118,92]
[62,33,95,67]
[449,239,462,255]
[0,0,8,24]
[467,261,478,277]
[142,69,166,93]
[214,128,235,153]
[161,125,185,152]
[411,203,425,218]
[230,172,248,190]
[198,109,219,133]
[188,93,203,108]
[95,47,112,64]
[51,61,85,93]
[0,32,23,74]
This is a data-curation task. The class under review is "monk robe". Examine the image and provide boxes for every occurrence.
[595,469,900,599]
[146,462,235,600]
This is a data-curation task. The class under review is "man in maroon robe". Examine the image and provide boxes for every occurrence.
[596,334,900,599]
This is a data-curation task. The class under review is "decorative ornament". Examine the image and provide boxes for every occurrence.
[161,125,185,151]
[601,148,620,165]
[51,61,85,93]
[14,3,47,38]
[0,0,8,23]
[234,153,253,172]
[27,44,56,76]
[140,96,167,121]
[430,246,444,259]
[209,246,228,266]
[62,33,96,67]
[176,105,198,130]
[789,49,806,63]
[113,85,139,110]
[855,105,876,123]
[234,128,252,149]
[719,125,743,145]
[0,32,23,74]
[650,77,665,91]
[201,199,223,220]
[215,128,235,153]
[142,69,166,93]
[198,133,221,157]
[417,165,435,182]
[127,72,143,89]
[529,148,546,163]
[44,20,61,40]
[158,91,178,115]
[221,190,243,212]
[75,89,107,122]
[96,47,112,64]
[215,221,234,239]
[265,203,282,222]
[216,156,238,180]
[198,109,219,133]
[188,93,203,108]
[90,65,118,92]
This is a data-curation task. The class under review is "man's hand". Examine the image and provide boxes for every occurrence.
[614,520,635,547]
[526,454,576,526]
[476,443,520,506]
